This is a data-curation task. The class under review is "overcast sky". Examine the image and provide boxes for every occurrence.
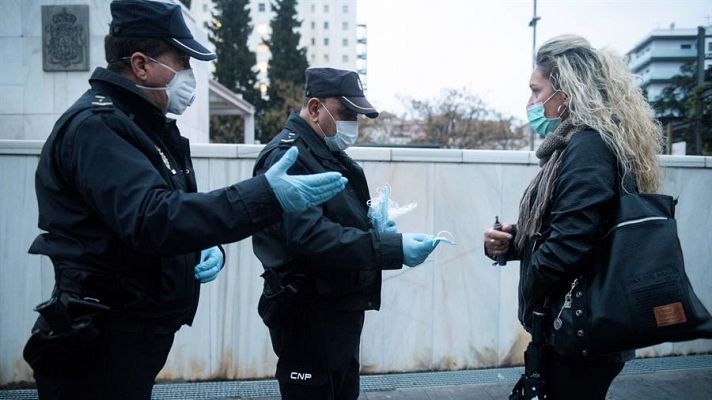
[357,0,712,122]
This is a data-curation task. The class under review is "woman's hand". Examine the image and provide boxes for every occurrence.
[484,224,513,257]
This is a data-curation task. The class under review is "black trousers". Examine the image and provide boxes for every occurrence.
[545,351,625,400]
[269,307,365,400]
[33,326,175,400]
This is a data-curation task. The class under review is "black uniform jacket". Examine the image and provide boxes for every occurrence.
[501,130,619,328]
[29,67,282,329]
[252,112,404,311]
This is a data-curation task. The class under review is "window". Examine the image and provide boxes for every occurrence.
[311,4,315,12]
[311,38,316,45]
[342,22,348,30]
[203,4,208,12]
[324,54,330,62]
[324,21,329,29]
[258,62,268,74]
[708,42,712,52]
[257,44,268,53]
[342,38,348,47]
[260,83,268,94]
[681,44,692,49]
[311,21,315,29]
[311,54,316,62]
[256,23,268,35]
[324,38,329,45]
[342,55,349,63]
[324,5,329,13]
[258,3,266,12]
[343,5,349,13]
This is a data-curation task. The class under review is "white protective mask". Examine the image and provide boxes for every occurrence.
[136,57,196,115]
[317,103,359,151]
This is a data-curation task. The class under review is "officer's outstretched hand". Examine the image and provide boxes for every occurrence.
[265,147,348,213]
[194,246,224,283]
[402,233,438,267]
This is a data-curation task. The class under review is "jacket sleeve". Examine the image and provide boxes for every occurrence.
[254,146,404,271]
[62,114,282,255]
[524,131,618,303]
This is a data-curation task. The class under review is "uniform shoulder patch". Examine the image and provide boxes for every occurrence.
[90,94,114,112]
[279,131,299,145]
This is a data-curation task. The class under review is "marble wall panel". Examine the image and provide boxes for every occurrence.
[0,85,24,114]
[23,114,57,140]
[0,116,24,140]
[1,147,711,385]
[0,1,23,37]
[0,37,24,85]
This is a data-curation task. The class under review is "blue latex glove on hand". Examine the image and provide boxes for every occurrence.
[384,219,398,233]
[402,233,438,267]
[265,147,348,212]
[194,246,224,283]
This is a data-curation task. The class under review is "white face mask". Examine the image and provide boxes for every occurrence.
[136,57,196,115]
[317,103,359,151]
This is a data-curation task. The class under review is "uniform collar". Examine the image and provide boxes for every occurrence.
[283,112,341,162]
[88,67,164,119]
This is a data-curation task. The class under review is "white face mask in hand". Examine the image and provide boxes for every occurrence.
[317,102,359,151]
[432,230,456,246]
[136,57,196,115]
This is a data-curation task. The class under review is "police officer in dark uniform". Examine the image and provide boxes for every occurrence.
[252,68,439,400]
[23,2,347,399]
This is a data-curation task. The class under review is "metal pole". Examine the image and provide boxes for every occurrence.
[667,120,672,155]
[694,26,705,155]
[532,0,538,69]
[528,0,540,150]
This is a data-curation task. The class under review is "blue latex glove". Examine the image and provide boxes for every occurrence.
[383,219,398,233]
[265,147,348,212]
[194,246,224,283]
[402,233,438,267]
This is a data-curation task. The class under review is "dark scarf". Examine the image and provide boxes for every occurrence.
[515,120,584,251]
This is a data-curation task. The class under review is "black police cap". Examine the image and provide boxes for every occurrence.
[305,68,379,118]
[109,0,216,61]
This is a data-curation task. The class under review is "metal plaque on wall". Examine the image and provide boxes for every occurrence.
[42,5,89,72]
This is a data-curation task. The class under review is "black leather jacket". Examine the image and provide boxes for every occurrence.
[252,112,404,311]
[30,68,282,330]
[494,130,619,329]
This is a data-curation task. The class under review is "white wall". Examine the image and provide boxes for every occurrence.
[1,141,711,385]
[0,0,212,143]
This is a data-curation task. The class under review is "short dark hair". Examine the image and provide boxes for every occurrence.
[104,35,173,73]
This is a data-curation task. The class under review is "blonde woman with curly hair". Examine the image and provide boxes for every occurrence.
[484,34,663,399]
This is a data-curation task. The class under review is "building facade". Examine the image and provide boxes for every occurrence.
[192,0,366,96]
[626,24,712,102]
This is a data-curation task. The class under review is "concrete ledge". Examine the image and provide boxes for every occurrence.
[346,147,392,161]
[0,140,43,155]
[191,143,238,158]
[236,144,266,159]
[659,155,707,168]
[2,140,711,168]
[392,148,463,162]
[462,150,533,165]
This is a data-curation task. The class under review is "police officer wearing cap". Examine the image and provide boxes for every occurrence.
[23,2,347,399]
[252,68,438,400]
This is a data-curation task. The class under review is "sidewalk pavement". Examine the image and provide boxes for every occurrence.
[357,367,712,400]
[1,355,710,399]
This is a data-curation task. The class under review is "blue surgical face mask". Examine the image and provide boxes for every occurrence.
[527,90,562,138]
[317,103,359,151]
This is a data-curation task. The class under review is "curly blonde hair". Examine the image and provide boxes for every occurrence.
[536,34,663,192]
